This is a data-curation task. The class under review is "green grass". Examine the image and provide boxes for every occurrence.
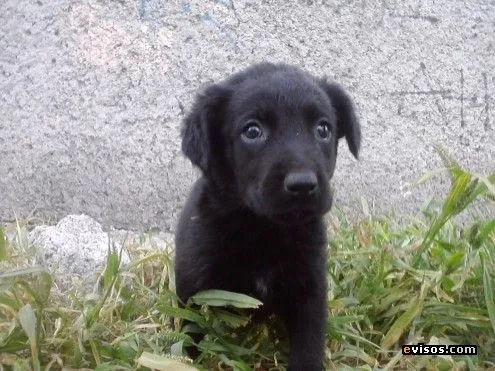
[1,148,494,371]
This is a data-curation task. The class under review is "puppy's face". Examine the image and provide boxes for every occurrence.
[182,63,360,223]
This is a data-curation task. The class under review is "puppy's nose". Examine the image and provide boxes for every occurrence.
[283,171,318,195]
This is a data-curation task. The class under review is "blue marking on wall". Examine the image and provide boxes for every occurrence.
[201,12,239,51]
[215,0,230,8]
[139,0,147,18]
[180,0,191,14]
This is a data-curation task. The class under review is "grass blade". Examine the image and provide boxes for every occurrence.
[137,351,197,371]
[156,305,206,326]
[479,219,495,242]
[0,226,7,261]
[0,266,48,279]
[480,251,495,334]
[18,304,40,371]
[212,308,251,328]
[381,284,427,350]
[432,143,461,182]
[103,244,120,289]
[381,301,422,350]
[190,290,263,308]
[413,171,474,266]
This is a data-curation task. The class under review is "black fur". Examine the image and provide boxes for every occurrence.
[175,63,360,371]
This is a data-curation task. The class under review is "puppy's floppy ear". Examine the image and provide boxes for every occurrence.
[319,80,361,159]
[181,84,231,173]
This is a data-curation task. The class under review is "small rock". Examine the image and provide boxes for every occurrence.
[29,214,130,289]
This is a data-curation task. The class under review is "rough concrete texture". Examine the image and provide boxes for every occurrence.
[27,214,171,288]
[1,0,494,231]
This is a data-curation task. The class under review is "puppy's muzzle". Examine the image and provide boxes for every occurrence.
[283,170,318,196]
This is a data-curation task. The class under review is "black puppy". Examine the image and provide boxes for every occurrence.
[175,63,360,370]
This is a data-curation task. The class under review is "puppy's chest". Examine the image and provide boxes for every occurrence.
[252,269,275,302]
[216,221,319,301]
[222,243,284,303]
[227,249,290,305]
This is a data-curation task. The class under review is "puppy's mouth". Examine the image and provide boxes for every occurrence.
[270,208,320,224]
[247,196,318,224]
[245,183,332,223]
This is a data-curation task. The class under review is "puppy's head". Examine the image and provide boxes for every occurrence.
[182,63,360,222]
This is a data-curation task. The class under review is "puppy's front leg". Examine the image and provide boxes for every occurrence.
[283,279,327,371]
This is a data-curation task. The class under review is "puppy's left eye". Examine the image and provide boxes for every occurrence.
[242,121,264,140]
[316,120,332,140]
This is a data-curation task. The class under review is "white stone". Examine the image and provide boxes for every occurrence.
[29,214,130,288]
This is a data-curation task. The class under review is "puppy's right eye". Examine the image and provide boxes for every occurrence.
[315,119,332,141]
[242,121,264,140]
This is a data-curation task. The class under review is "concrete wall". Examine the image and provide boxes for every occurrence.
[1,0,494,231]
